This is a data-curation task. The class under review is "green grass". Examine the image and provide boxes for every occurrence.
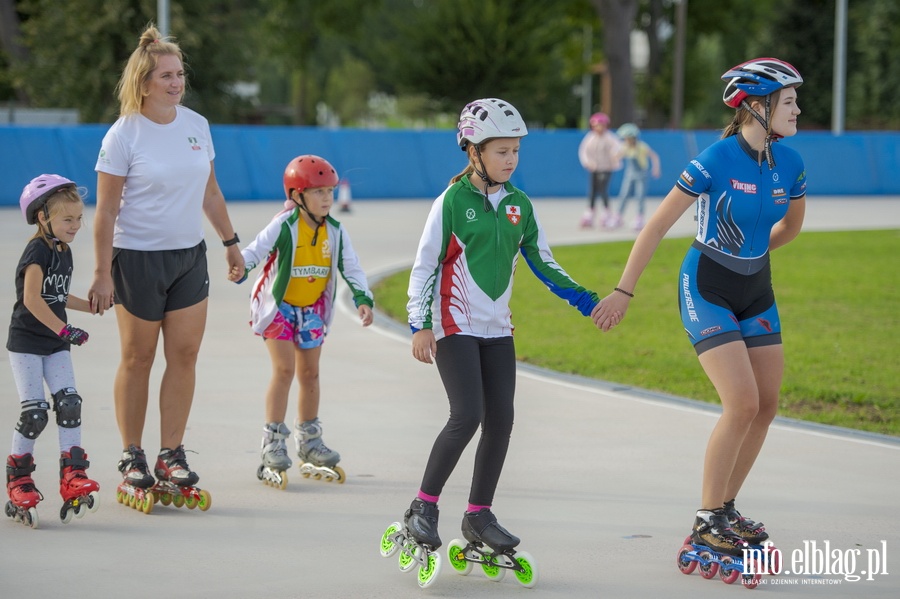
[373,230,899,436]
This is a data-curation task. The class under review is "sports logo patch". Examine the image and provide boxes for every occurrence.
[506,205,521,225]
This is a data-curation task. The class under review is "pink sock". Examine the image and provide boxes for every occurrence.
[417,491,440,504]
[467,503,490,513]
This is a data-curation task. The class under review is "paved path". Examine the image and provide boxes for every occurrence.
[1,197,898,598]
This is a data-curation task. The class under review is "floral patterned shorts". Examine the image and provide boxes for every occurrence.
[261,296,326,349]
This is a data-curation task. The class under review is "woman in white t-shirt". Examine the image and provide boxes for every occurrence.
[89,24,244,498]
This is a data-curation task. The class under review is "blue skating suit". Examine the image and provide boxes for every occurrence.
[675,133,807,354]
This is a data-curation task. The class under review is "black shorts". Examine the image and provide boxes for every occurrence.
[112,241,209,321]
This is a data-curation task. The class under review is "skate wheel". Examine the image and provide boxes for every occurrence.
[115,490,124,504]
[26,507,39,529]
[61,505,74,524]
[742,569,761,589]
[173,494,185,508]
[379,522,402,558]
[512,550,539,588]
[141,492,154,515]
[766,544,780,574]
[75,500,87,518]
[719,556,740,584]
[417,550,441,589]
[697,551,718,579]
[197,489,212,511]
[677,544,697,575]
[481,551,506,582]
[332,466,345,484]
[399,543,417,572]
[159,493,172,506]
[185,494,198,509]
[88,491,100,513]
[447,539,473,576]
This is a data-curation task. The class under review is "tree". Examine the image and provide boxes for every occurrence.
[592,0,638,125]
[8,0,256,123]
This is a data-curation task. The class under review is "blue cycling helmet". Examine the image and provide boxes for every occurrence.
[722,58,803,108]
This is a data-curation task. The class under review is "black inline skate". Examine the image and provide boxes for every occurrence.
[150,445,212,512]
[446,509,539,587]
[379,499,442,588]
[115,444,156,514]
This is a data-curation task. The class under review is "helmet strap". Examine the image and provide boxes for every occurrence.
[740,97,777,169]
[473,146,498,212]
[296,191,325,246]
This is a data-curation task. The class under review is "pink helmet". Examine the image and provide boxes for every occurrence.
[20,174,77,224]
[589,112,610,126]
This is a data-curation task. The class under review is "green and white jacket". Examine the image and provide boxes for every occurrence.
[407,177,598,340]
[241,208,373,336]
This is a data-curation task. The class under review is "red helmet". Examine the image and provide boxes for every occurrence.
[282,155,339,201]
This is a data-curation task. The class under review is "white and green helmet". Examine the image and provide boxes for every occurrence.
[457,98,528,151]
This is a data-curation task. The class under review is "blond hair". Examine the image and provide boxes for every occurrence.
[115,24,184,116]
[722,89,782,139]
[33,187,84,249]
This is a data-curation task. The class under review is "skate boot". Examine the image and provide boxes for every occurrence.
[152,445,211,512]
[462,508,520,551]
[606,213,623,228]
[723,499,769,544]
[116,444,156,514]
[689,509,748,557]
[724,499,779,574]
[59,446,100,523]
[257,422,292,490]
[155,445,200,486]
[294,418,344,483]
[446,509,539,587]
[380,498,443,588]
[5,453,42,528]
[579,208,594,228]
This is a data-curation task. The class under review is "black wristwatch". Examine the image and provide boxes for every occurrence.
[222,233,240,247]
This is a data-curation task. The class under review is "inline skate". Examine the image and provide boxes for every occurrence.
[115,444,156,514]
[725,499,780,574]
[257,422,292,490]
[150,445,212,512]
[58,446,100,523]
[380,498,443,588]
[579,208,595,228]
[5,453,42,528]
[676,508,761,589]
[447,508,539,587]
[294,418,344,483]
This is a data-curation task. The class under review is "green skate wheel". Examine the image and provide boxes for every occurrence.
[197,489,212,511]
[417,551,441,589]
[481,551,506,582]
[513,550,539,588]
[399,543,417,572]
[447,539,472,576]
[380,522,401,558]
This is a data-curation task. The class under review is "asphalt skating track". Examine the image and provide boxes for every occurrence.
[1,197,898,599]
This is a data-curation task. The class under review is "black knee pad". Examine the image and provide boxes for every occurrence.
[16,399,50,439]
[52,387,82,428]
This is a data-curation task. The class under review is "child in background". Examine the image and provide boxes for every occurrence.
[5,174,100,528]
[239,155,374,488]
[577,112,621,228]
[608,123,661,231]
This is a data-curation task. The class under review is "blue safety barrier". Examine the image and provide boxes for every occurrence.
[1,125,898,205]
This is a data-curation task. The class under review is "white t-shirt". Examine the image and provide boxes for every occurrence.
[95,105,215,251]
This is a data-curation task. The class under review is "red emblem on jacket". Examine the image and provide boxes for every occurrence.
[506,205,521,225]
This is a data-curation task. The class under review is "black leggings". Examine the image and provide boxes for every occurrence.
[419,334,516,506]
[589,171,613,209]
